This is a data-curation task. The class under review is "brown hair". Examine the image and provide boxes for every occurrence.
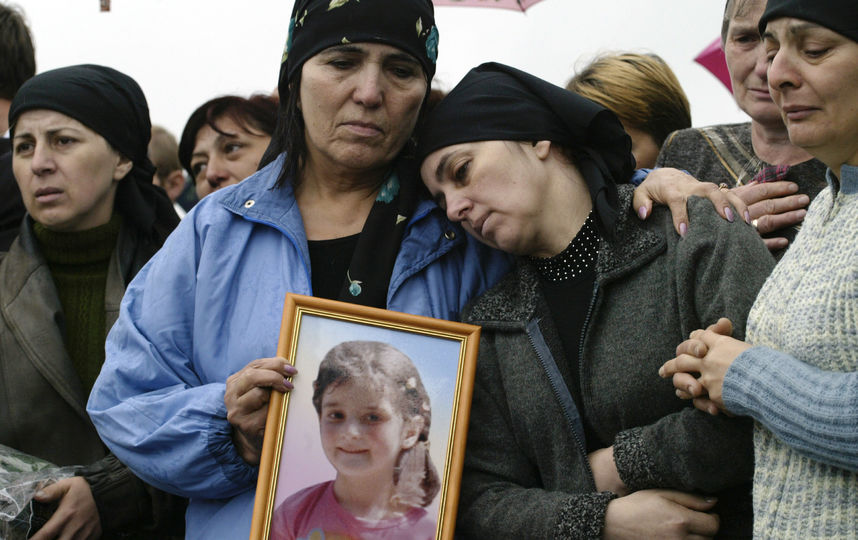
[177,93,278,177]
[567,52,691,148]
[149,125,182,181]
[313,341,440,508]
[0,3,35,100]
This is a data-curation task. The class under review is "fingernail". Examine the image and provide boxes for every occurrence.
[35,490,45,499]
[687,385,694,394]
[724,207,734,222]
[283,379,294,389]
[744,210,751,224]
[705,496,718,503]
[638,206,648,219]
[675,389,683,398]
[679,222,687,237]
[798,195,810,204]
[658,366,664,377]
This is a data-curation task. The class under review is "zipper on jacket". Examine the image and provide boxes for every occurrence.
[577,282,599,383]
[526,318,596,490]
[577,281,600,487]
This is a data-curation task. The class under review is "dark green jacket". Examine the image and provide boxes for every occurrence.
[458,185,775,539]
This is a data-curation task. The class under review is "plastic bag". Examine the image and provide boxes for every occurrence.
[0,444,75,540]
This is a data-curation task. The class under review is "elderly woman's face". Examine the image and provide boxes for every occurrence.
[765,18,858,168]
[299,42,427,177]
[12,109,132,232]
[723,0,783,127]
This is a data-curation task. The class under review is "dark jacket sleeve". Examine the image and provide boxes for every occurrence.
[613,197,775,493]
[458,359,615,539]
[77,452,186,536]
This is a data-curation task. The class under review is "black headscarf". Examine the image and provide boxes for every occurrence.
[9,64,179,245]
[759,0,858,42]
[417,62,635,237]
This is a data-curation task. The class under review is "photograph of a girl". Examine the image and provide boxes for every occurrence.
[271,341,439,540]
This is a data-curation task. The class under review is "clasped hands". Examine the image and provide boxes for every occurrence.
[659,318,751,415]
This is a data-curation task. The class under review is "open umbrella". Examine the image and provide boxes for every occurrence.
[695,37,732,92]
[433,0,545,12]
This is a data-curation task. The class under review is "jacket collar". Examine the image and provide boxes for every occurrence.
[0,219,91,417]
[465,184,665,325]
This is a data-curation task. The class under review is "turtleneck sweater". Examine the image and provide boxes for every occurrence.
[33,214,122,391]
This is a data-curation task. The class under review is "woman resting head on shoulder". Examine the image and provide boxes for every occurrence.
[1,64,182,539]
[178,93,278,200]
[417,62,775,539]
[662,0,858,536]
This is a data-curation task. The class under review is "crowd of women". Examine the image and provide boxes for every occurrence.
[0,0,854,538]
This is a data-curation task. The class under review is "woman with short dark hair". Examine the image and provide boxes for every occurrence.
[178,93,278,199]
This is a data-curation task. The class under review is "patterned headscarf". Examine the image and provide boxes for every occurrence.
[280,0,438,95]
[417,62,635,237]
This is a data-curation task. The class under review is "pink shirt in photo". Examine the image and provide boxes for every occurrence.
[270,481,437,540]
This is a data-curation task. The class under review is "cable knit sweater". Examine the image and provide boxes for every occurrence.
[726,164,858,538]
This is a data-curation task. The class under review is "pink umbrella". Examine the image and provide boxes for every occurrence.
[695,37,732,92]
[433,0,545,12]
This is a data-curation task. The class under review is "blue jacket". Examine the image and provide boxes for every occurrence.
[87,157,511,539]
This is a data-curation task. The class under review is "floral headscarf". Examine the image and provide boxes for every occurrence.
[280,0,438,91]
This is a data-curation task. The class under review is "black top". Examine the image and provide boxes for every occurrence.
[533,214,602,452]
[308,233,360,301]
[0,137,25,251]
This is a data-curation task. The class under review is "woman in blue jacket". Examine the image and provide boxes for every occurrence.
[86,1,509,538]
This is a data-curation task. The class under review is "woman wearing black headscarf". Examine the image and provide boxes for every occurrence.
[86,2,509,538]
[0,65,182,538]
[417,63,775,539]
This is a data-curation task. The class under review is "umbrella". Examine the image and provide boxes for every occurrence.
[695,37,732,92]
[432,0,545,12]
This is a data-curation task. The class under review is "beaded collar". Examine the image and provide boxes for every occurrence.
[529,212,599,282]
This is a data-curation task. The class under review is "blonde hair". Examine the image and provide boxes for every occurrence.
[567,52,691,148]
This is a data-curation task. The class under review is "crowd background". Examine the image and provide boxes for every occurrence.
[14,0,746,140]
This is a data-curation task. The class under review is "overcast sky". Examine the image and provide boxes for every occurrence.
[14,0,747,140]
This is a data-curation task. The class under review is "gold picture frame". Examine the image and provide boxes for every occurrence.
[250,293,481,540]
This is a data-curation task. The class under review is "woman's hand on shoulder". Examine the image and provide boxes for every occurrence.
[632,168,749,237]
[225,357,297,465]
[731,180,810,251]
[603,489,719,540]
[30,476,102,540]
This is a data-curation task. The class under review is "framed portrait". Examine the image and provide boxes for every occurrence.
[250,293,482,540]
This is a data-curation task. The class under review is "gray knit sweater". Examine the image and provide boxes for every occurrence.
[457,185,774,539]
[723,165,858,538]
[656,123,828,260]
